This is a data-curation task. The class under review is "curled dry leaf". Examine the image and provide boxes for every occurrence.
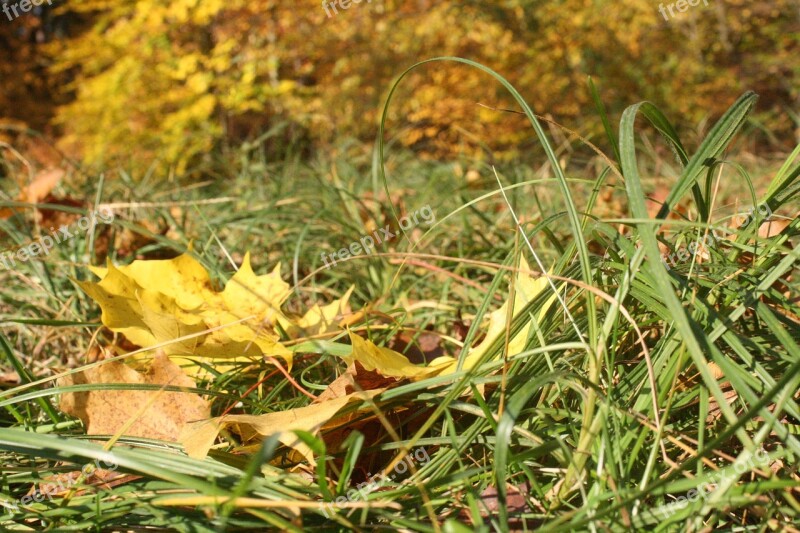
[338,257,554,381]
[0,168,65,220]
[179,362,394,463]
[315,361,397,403]
[425,257,554,375]
[25,168,65,205]
[344,331,434,380]
[179,390,382,462]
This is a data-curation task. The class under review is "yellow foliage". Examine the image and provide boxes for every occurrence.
[48,0,799,171]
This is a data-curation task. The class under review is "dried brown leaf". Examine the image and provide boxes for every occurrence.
[58,351,209,442]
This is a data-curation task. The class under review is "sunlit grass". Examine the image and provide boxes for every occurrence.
[0,61,798,531]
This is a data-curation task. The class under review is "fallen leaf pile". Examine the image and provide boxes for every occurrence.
[74,252,555,461]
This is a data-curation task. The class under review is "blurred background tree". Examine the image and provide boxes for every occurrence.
[1,0,798,174]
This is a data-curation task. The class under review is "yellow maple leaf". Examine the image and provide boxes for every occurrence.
[218,257,291,327]
[344,257,554,380]
[79,253,298,368]
[278,286,355,338]
[427,257,555,375]
[344,331,433,380]
[87,252,216,311]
